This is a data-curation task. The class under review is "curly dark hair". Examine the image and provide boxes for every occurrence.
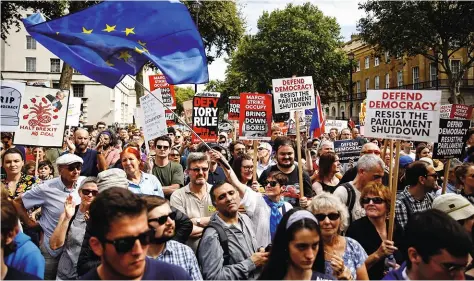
[96,130,117,149]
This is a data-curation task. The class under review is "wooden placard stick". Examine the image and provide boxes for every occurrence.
[253,141,258,181]
[388,140,401,241]
[295,111,304,197]
[442,159,451,194]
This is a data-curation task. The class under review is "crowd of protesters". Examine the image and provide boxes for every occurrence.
[1,122,474,280]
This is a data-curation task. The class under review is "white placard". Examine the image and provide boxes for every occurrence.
[272,76,315,114]
[66,97,82,126]
[365,90,441,142]
[1,81,26,132]
[324,120,348,134]
[139,89,167,143]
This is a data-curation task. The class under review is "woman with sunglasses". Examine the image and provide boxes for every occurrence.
[50,177,98,280]
[121,147,164,196]
[232,154,254,187]
[312,152,340,195]
[310,192,369,280]
[168,148,181,164]
[346,182,402,280]
[38,160,55,181]
[258,209,332,280]
[455,163,474,204]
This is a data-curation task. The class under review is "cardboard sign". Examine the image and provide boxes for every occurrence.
[433,119,470,159]
[440,104,473,120]
[365,90,441,142]
[66,97,82,126]
[238,93,272,140]
[272,76,315,114]
[192,92,220,143]
[287,110,306,135]
[140,89,167,142]
[324,119,348,134]
[148,74,176,109]
[334,140,362,164]
[14,87,70,147]
[1,81,25,132]
[228,96,240,121]
[183,99,193,124]
[165,109,175,126]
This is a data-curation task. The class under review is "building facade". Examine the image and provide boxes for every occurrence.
[325,35,474,122]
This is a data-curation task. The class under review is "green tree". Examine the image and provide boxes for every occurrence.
[174,86,195,115]
[358,1,474,104]
[224,3,349,103]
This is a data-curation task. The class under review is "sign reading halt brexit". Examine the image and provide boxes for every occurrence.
[192,92,220,143]
[272,76,315,114]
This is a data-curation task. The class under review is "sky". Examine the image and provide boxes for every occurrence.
[206,0,365,83]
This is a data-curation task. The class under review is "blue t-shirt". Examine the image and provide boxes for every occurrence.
[80,258,192,280]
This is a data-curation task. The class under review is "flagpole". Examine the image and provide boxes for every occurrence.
[125,76,230,169]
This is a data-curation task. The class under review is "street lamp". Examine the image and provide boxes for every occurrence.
[348,52,354,120]
[192,0,202,94]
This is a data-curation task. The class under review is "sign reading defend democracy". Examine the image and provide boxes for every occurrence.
[149,74,176,109]
[433,119,470,159]
[239,93,272,140]
[365,90,441,142]
[192,92,220,143]
[272,76,315,114]
[228,96,240,121]
[334,140,362,164]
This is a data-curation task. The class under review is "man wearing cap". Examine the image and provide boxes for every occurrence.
[13,154,85,280]
[257,142,275,178]
[433,193,474,237]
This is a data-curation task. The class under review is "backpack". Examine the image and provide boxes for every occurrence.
[340,182,356,223]
[197,222,230,268]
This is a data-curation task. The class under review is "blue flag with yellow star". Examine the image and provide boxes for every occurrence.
[23,1,208,88]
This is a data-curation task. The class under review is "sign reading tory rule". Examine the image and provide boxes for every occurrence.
[365,90,441,143]
[272,76,315,114]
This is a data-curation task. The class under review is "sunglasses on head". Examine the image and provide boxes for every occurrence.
[156,145,169,150]
[361,196,384,205]
[103,229,153,254]
[264,180,279,187]
[67,163,82,171]
[81,189,98,196]
[314,213,340,221]
[148,211,177,225]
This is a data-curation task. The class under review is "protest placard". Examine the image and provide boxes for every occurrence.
[183,99,193,124]
[1,81,25,132]
[272,76,315,114]
[228,96,240,120]
[192,92,220,143]
[149,74,176,109]
[165,110,175,126]
[365,90,441,142]
[139,89,167,143]
[238,93,272,140]
[440,104,473,120]
[324,119,348,134]
[334,140,363,163]
[14,86,70,147]
[66,97,82,126]
[433,119,470,159]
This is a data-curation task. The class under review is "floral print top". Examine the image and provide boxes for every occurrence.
[1,173,41,199]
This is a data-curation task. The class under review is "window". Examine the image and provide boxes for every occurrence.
[356,61,360,72]
[356,81,361,93]
[430,63,437,87]
[25,57,36,72]
[72,84,85,97]
[374,76,380,89]
[365,78,370,91]
[53,83,59,89]
[412,67,419,89]
[385,73,390,89]
[374,57,380,66]
[365,57,370,69]
[397,71,403,87]
[385,51,390,63]
[451,60,461,78]
[26,36,36,49]
[50,59,61,73]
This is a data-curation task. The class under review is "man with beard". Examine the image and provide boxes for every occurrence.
[258,136,314,207]
[65,128,107,177]
[395,161,437,230]
[143,196,202,280]
[197,182,268,280]
[118,128,130,149]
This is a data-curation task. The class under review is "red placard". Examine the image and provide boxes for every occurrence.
[148,74,176,109]
[228,96,240,120]
[238,93,272,140]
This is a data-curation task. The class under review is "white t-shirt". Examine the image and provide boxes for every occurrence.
[333,181,366,223]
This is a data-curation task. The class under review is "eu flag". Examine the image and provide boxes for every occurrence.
[23,1,209,88]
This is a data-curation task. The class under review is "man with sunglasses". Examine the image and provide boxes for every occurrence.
[152,136,184,199]
[143,196,202,280]
[394,161,437,230]
[13,154,85,280]
[82,188,191,280]
[256,142,275,178]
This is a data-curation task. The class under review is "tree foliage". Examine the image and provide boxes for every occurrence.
[223,3,349,104]
[174,86,195,115]
[358,1,474,104]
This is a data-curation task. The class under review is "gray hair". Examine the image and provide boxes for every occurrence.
[78,177,97,190]
[357,154,385,172]
[317,140,334,153]
[186,152,209,170]
[309,192,349,232]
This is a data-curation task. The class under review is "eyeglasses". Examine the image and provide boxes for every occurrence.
[362,150,381,155]
[67,163,82,171]
[103,229,153,254]
[242,165,253,171]
[148,212,177,225]
[190,167,209,173]
[265,181,279,187]
[81,189,98,196]
[314,213,340,221]
[219,141,227,145]
[361,197,384,205]
[156,145,169,150]
[425,173,438,179]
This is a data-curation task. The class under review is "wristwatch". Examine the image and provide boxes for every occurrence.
[196,218,202,227]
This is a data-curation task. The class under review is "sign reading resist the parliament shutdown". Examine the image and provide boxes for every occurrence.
[365,90,441,142]
[433,119,470,159]
[239,93,272,140]
[272,76,315,114]
[228,96,240,121]
[192,92,220,143]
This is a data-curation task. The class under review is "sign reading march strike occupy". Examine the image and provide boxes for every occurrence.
[239,93,272,140]
[365,90,441,142]
[192,92,220,143]
[433,119,470,159]
[272,76,315,114]
[440,104,473,120]
[334,140,362,164]
[228,96,240,121]
[149,74,176,109]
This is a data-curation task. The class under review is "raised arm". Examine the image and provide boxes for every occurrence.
[208,150,247,198]
[50,195,76,250]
